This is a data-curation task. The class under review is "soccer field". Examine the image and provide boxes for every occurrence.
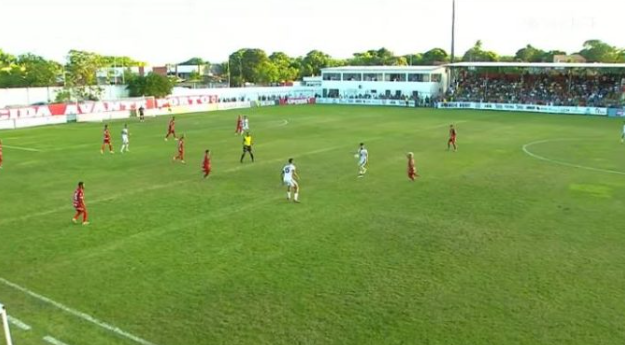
[1,105,624,345]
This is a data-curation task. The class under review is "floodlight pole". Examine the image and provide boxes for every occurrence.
[450,0,456,64]
[449,0,457,90]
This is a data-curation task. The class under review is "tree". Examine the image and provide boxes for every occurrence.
[18,54,63,87]
[579,40,622,63]
[515,45,546,62]
[463,40,499,62]
[541,50,566,63]
[349,48,406,66]
[421,48,449,65]
[255,60,280,84]
[299,50,333,77]
[269,52,299,82]
[100,56,145,67]
[126,73,173,98]
[404,53,423,66]
[65,50,103,86]
[227,49,271,85]
[178,57,205,66]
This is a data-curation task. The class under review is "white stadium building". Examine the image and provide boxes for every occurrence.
[319,66,448,101]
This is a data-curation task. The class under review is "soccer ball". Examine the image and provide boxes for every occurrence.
[354,154,359,158]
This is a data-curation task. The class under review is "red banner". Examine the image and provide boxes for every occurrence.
[279,97,316,106]
[156,95,219,108]
[0,98,156,120]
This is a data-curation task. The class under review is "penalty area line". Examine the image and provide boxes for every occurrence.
[8,315,31,331]
[0,277,161,345]
[2,145,43,152]
[522,138,625,176]
[43,336,71,345]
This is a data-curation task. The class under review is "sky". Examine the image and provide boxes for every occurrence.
[0,0,623,65]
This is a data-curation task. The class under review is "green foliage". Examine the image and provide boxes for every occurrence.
[100,55,145,67]
[126,72,173,98]
[462,40,499,62]
[178,57,207,66]
[421,48,449,65]
[350,48,408,66]
[0,53,62,88]
[65,50,102,87]
[579,40,624,63]
[54,89,72,103]
[1,40,625,89]
[269,52,299,82]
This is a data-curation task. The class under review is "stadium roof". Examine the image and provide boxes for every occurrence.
[447,62,625,69]
[321,66,444,72]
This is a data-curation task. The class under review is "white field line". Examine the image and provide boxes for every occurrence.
[7,315,31,331]
[0,278,160,345]
[2,145,43,152]
[47,119,290,152]
[0,180,191,227]
[522,138,625,176]
[0,120,458,225]
[43,336,71,345]
[0,140,352,226]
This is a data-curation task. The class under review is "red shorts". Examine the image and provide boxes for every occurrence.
[203,166,211,173]
[104,139,111,144]
[449,137,456,143]
[74,205,85,212]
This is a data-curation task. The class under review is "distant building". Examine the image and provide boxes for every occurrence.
[553,54,587,63]
[303,76,322,87]
[167,65,210,80]
[96,66,158,85]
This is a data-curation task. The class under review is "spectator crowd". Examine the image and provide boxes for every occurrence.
[448,72,624,107]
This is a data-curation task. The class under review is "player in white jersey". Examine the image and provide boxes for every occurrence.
[281,158,300,202]
[243,116,250,131]
[120,124,130,153]
[356,142,369,177]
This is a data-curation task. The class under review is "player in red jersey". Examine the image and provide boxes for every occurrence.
[0,139,3,169]
[447,124,457,152]
[235,115,243,135]
[165,116,177,141]
[72,182,89,225]
[173,134,185,163]
[101,124,114,154]
[407,152,418,181]
[202,149,211,178]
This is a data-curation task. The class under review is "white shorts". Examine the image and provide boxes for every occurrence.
[243,125,250,131]
[359,159,367,167]
[122,136,129,144]
[284,179,298,188]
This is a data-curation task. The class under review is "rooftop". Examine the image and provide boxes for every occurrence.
[321,66,445,72]
[447,62,625,69]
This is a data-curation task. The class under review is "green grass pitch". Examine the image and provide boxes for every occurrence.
[1,105,625,345]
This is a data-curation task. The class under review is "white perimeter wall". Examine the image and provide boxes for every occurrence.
[0,85,320,108]
[172,86,319,100]
[0,86,129,108]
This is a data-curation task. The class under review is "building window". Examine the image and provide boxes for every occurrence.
[431,74,442,82]
[363,73,383,81]
[322,73,341,81]
[384,73,406,82]
[422,74,430,82]
[343,73,362,81]
[408,74,425,82]
[328,89,339,98]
